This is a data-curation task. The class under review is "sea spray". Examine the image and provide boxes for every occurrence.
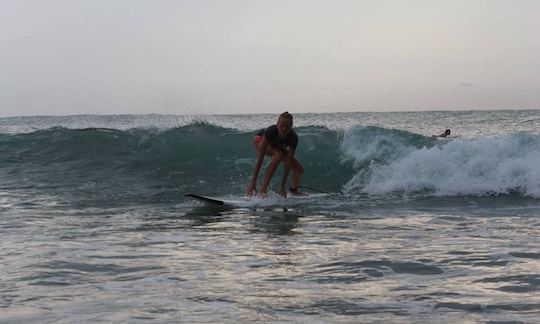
[342,131,540,197]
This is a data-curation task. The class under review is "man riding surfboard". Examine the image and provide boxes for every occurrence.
[246,112,304,198]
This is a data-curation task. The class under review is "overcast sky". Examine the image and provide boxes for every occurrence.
[1,0,539,117]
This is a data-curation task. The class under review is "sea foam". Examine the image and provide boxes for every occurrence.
[342,127,540,197]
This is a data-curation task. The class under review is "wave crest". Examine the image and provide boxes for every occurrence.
[342,129,540,197]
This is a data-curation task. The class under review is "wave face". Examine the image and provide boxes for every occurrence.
[2,122,540,206]
[342,126,540,198]
[0,123,351,205]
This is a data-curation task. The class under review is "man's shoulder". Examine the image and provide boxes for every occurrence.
[289,129,298,139]
[264,125,277,135]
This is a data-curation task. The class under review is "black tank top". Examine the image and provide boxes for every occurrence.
[256,125,298,150]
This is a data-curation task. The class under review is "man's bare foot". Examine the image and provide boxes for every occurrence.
[289,187,307,196]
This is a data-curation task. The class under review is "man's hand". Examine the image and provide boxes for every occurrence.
[258,189,268,199]
[278,186,287,198]
[246,183,256,197]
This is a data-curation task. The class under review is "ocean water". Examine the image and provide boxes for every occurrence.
[1,110,539,323]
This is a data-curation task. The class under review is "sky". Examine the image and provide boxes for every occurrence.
[1,0,540,117]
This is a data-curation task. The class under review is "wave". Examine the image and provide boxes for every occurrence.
[0,123,350,204]
[342,126,540,198]
[1,123,539,205]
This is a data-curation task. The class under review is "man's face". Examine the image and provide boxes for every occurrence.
[277,117,292,137]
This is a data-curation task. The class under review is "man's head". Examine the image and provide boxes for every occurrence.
[277,112,293,137]
[445,129,451,135]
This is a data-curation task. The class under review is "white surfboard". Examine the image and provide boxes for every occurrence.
[185,193,320,208]
[185,193,249,208]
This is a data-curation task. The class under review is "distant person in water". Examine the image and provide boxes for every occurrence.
[433,129,451,138]
[246,112,304,198]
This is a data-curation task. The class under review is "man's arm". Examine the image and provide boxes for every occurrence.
[278,149,295,197]
[246,137,267,196]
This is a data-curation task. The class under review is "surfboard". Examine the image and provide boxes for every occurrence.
[185,193,246,208]
[185,192,319,209]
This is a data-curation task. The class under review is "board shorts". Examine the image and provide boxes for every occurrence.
[253,135,263,146]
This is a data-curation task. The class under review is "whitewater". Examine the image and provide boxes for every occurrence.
[1,110,539,322]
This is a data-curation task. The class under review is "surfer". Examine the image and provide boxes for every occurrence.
[246,112,304,198]
[433,129,451,138]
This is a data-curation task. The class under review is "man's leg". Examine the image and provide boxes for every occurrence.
[289,158,304,194]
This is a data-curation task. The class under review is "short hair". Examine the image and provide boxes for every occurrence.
[445,129,451,134]
[279,111,293,124]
